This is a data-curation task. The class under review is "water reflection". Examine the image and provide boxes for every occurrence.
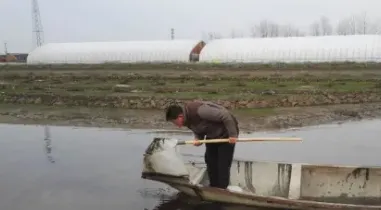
[44,126,55,163]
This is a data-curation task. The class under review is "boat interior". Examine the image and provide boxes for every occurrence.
[181,154,381,206]
[142,138,381,207]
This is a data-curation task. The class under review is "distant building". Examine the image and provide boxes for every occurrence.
[0,53,28,62]
[12,53,28,62]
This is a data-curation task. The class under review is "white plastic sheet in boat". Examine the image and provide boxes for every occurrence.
[143,138,189,177]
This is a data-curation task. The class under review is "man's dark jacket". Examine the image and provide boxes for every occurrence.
[182,101,239,140]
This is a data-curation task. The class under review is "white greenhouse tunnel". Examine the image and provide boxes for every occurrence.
[26,35,381,64]
[199,35,381,63]
[26,40,205,64]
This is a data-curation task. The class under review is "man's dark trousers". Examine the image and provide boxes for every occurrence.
[204,129,238,189]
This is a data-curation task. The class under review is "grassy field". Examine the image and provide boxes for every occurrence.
[1,63,381,101]
[2,61,381,71]
[1,62,381,129]
[0,78,379,99]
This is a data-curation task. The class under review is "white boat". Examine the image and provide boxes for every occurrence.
[142,148,381,210]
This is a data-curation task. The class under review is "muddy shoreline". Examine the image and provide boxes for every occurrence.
[1,65,381,133]
[1,103,380,133]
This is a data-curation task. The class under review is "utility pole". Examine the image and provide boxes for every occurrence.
[4,42,8,55]
[170,28,175,40]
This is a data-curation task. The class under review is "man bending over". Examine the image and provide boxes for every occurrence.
[165,100,239,189]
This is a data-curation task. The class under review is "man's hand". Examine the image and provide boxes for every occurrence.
[229,137,237,144]
[193,140,203,146]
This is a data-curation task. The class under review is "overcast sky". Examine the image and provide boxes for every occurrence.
[1,0,381,53]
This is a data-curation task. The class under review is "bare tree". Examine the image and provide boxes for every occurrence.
[369,18,381,34]
[336,15,357,35]
[310,21,320,36]
[293,29,305,37]
[348,15,357,34]
[268,23,280,37]
[254,20,281,37]
[355,12,368,34]
[309,16,332,36]
[249,22,258,37]
[335,13,374,35]
[281,24,294,37]
[247,12,381,38]
[320,16,333,35]
[250,26,257,37]
[230,29,237,38]
[230,29,244,38]
[208,32,222,41]
[257,20,270,37]
[336,19,351,35]
[280,24,304,37]
[203,13,381,42]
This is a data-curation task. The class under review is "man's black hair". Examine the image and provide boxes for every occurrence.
[165,104,183,121]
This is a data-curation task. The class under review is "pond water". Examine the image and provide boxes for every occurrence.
[1,119,380,210]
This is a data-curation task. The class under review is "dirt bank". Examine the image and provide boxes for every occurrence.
[1,103,380,133]
[1,64,381,132]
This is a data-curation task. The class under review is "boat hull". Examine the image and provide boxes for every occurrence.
[142,151,381,210]
[141,136,381,210]
[142,172,381,210]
